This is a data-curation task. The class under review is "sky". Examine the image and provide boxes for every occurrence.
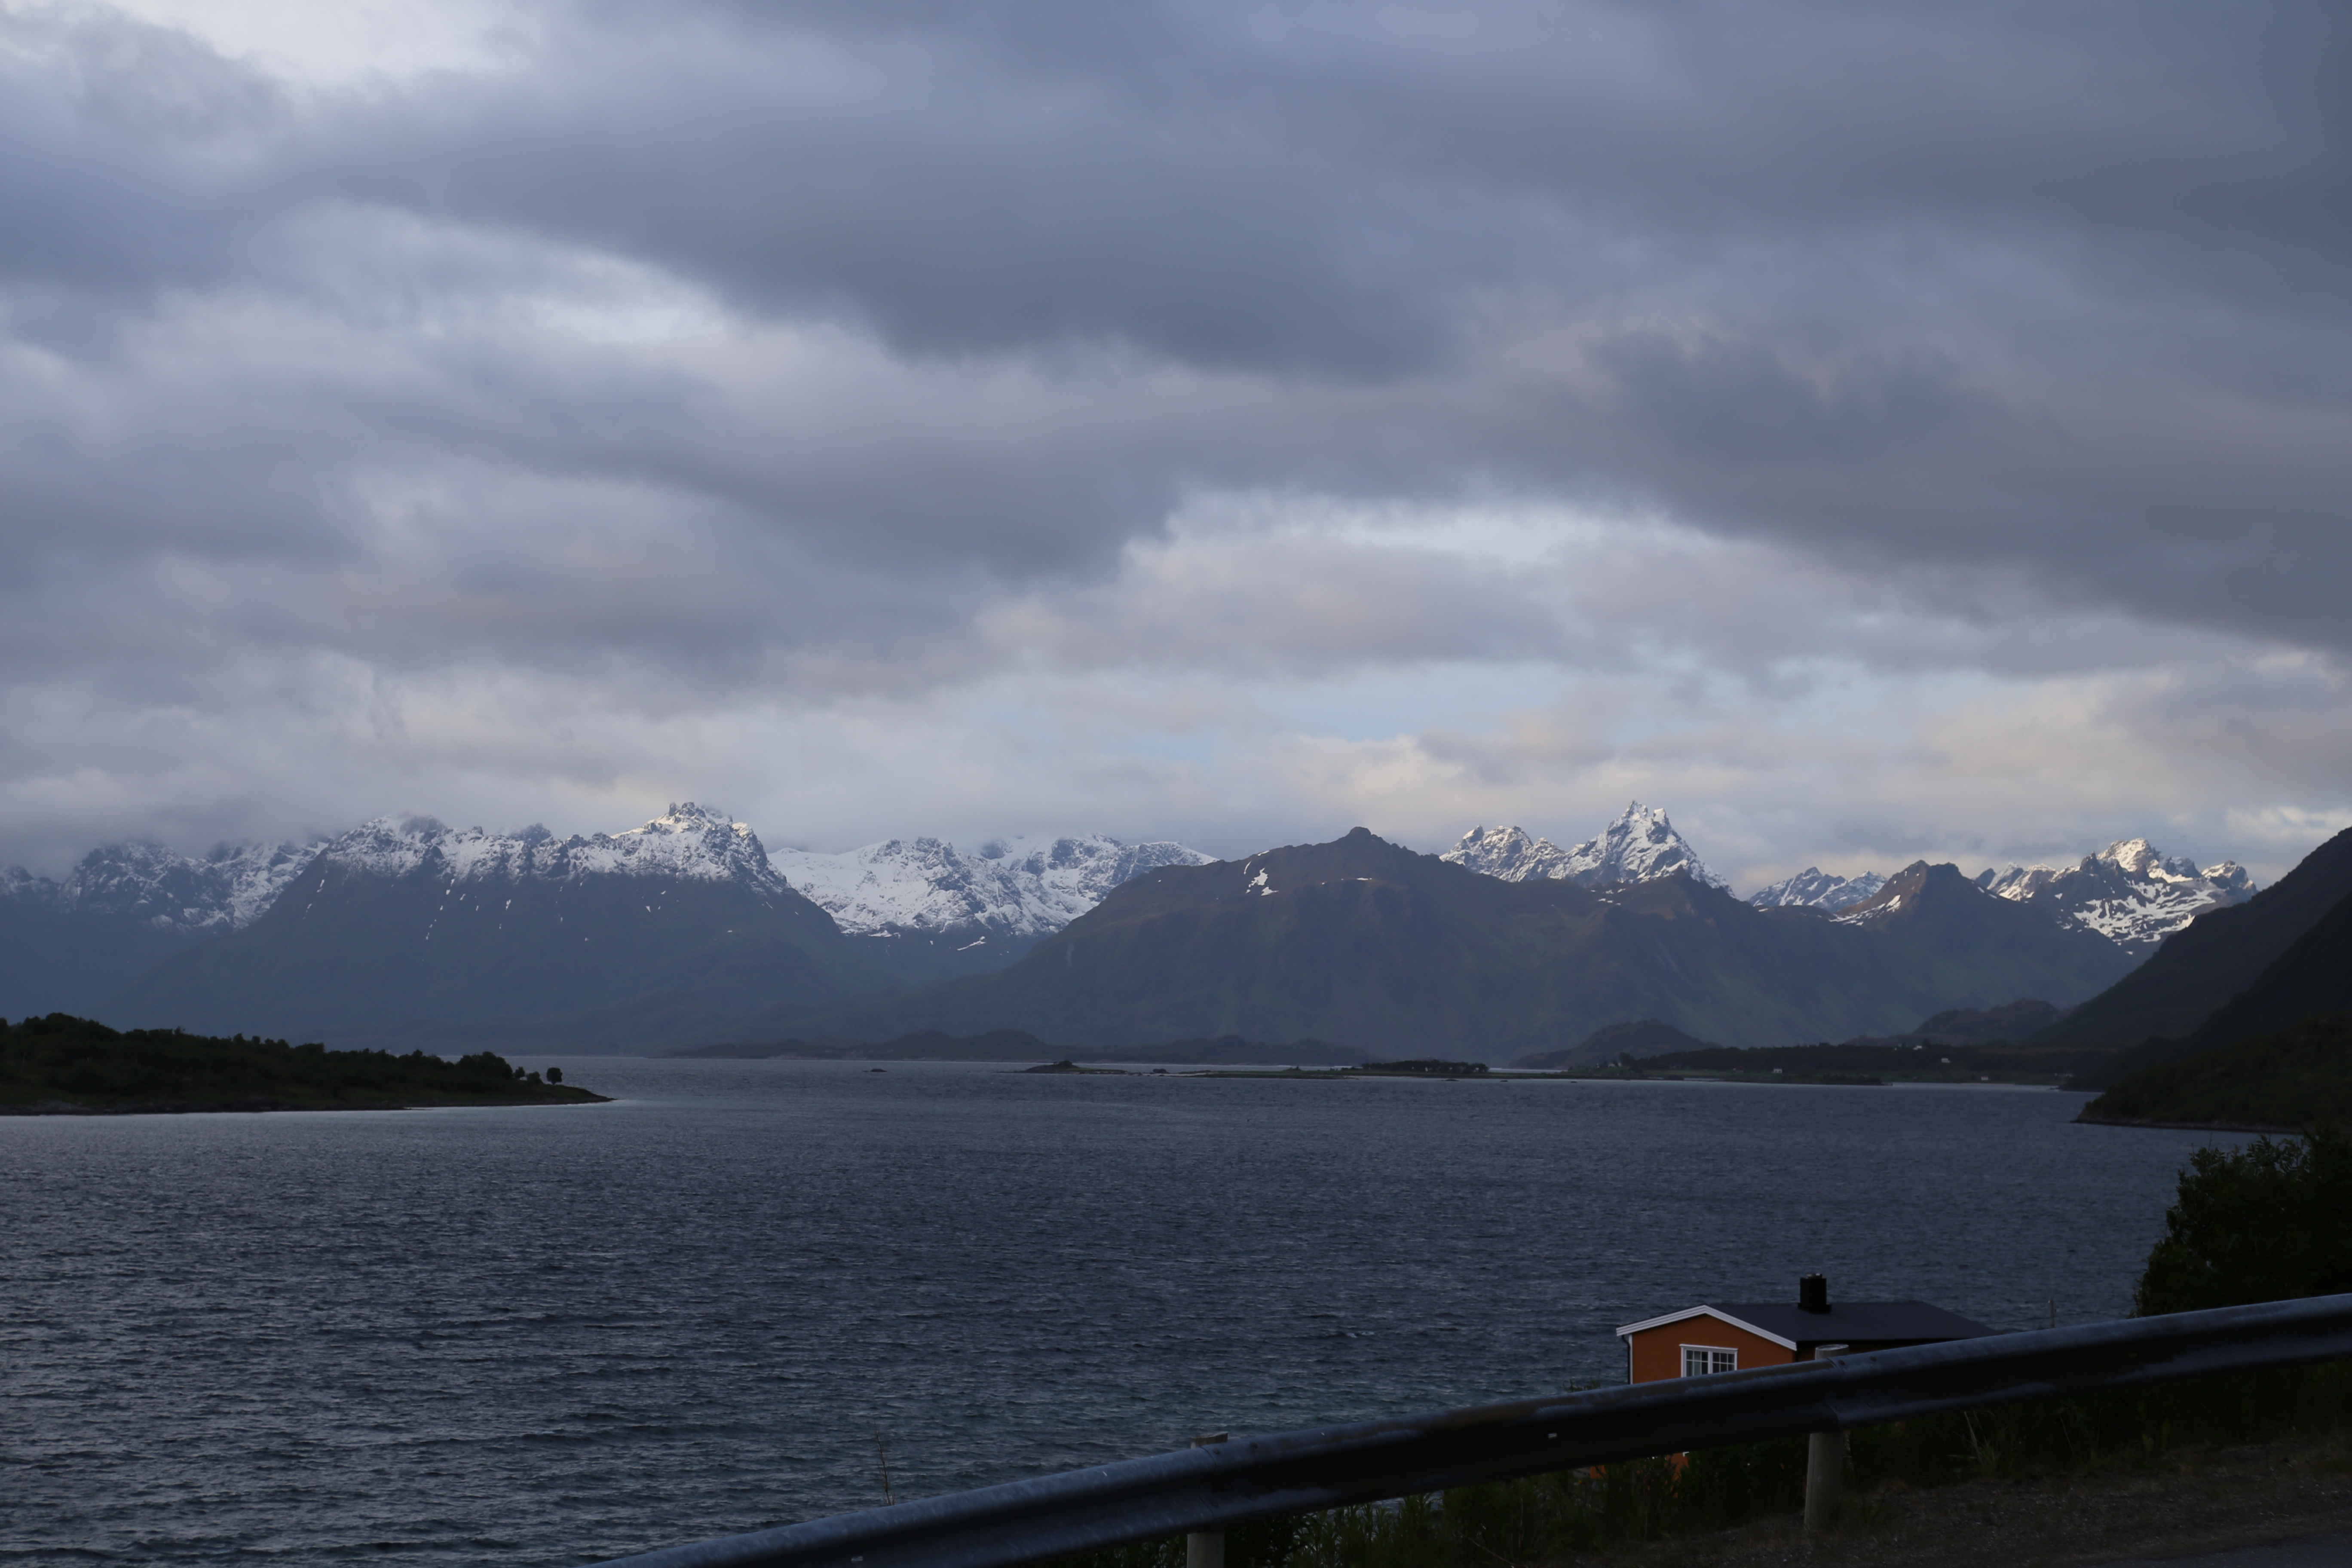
[2,0,2348,893]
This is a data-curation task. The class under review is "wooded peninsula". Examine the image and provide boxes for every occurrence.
[0,1013,606,1113]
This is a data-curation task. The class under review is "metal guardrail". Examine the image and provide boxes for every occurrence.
[594,1292,2352,1568]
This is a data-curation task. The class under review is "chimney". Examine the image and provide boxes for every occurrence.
[1799,1273,1830,1314]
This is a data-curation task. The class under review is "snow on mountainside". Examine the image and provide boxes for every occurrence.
[772,834,1214,944]
[1441,825,1578,883]
[1444,802,1729,891]
[0,839,318,934]
[1749,867,1888,913]
[310,803,792,897]
[1975,838,2254,952]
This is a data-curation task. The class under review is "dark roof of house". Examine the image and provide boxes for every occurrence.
[1703,1300,1996,1345]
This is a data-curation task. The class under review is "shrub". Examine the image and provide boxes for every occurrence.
[2136,1125,2352,1316]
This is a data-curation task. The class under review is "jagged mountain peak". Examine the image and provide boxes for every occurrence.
[1443,802,1728,891]
[1440,824,1571,883]
[1748,866,1888,913]
[1975,836,2255,953]
[1833,859,1945,924]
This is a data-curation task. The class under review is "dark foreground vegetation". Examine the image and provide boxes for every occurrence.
[1050,1372,2352,1568]
[2080,1013,2352,1130]
[1051,1128,2352,1568]
[0,1013,606,1112]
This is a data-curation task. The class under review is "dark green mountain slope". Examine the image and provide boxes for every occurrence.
[2179,888,2352,1048]
[2078,1014,2352,1131]
[787,830,2139,1060]
[2038,826,2352,1050]
[113,845,886,1040]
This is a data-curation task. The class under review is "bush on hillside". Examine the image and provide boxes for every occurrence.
[2136,1124,2352,1316]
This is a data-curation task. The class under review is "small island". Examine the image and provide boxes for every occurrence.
[0,1013,608,1114]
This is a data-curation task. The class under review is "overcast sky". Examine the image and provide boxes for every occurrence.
[3,0,2347,891]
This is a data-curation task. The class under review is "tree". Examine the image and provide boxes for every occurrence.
[2135,1125,2352,1316]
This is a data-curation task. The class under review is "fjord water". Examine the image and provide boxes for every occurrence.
[3,1062,2239,1566]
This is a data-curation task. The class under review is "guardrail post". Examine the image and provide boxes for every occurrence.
[1188,1432,1229,1568]
[1803,1346,1847,1537]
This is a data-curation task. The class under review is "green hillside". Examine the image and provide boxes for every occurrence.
[2078,1014,2352,1131]
[2177,889,2352,1048]
[0,1013,605,1112]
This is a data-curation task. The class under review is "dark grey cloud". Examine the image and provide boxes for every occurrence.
[0,0,2347,870]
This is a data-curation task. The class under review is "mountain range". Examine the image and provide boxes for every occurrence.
[1750,839,2253,950]
[762,829,2135,1060]
[1440,803,2249,954]
[3,796,2324,1071]
[2,807,1216,1034]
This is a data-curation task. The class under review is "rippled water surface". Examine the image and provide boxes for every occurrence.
[2,1060,2240,1565]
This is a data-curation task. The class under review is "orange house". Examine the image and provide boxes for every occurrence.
[1616,1274,1994,1383]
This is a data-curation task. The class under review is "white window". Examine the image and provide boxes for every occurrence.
[1682,1345,1737,1377]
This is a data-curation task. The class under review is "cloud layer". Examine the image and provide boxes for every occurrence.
[1,0,2346,887]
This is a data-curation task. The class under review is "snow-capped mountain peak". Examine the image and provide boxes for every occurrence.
[0,838,320,934]
[313,802,786,891]
[1975,837,2254,952]
[1444,802,1729,891]
[1747,867,1889,913]
[1565,802,1729,888]
[771,833,1213,943]
[1440,825,1576,883]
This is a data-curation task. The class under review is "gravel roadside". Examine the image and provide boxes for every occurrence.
[1577,1434,2352,1567]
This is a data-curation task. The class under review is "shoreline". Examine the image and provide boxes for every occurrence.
[0,1090,615,1115]
[2074,1110,2294,1133]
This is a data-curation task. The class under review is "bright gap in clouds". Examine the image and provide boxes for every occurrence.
[92,0,529,84]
